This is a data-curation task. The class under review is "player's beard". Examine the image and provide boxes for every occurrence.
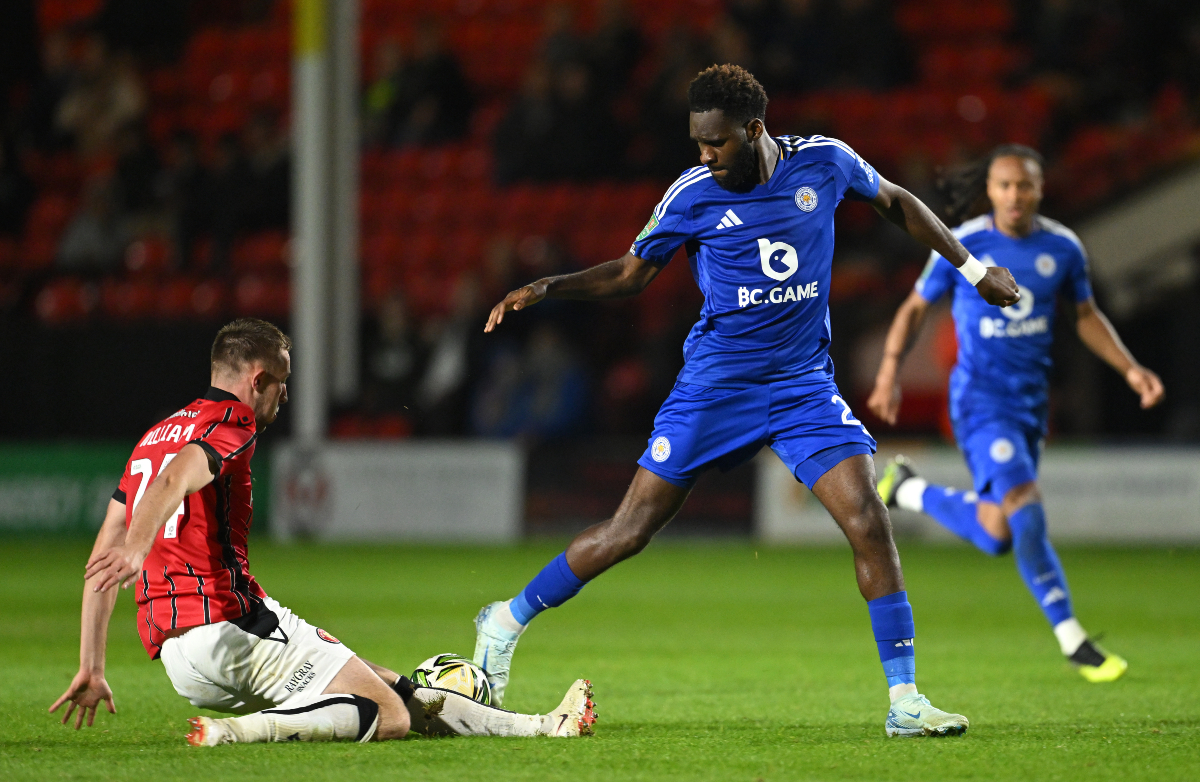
[712,142,760,193]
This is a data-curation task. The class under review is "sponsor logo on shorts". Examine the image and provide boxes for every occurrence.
[989,438,1015,464]
[284,660,317,694]
[316,628,340,644]
[794,187,818,212]
[651,436,671,462]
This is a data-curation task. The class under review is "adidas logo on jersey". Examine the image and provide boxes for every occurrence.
[716,209,743,229]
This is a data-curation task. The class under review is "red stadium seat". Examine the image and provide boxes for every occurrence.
[234,274,290,317]
[35,277,96,324]
[155,277,228,320]
[25,194,75,240]
[100,279,157,320]
[124,237,172,277]
[19,237,58,271]
[231,231,290,273]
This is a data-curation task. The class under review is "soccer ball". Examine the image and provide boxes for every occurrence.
[411,653,492,705]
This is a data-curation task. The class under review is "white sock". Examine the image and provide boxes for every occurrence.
[218,695,378,743]
[407,686,541,737]
[895,477,928,512]
[1053,617,1088,656]
[495,600,527,634]
[889,683,918,703]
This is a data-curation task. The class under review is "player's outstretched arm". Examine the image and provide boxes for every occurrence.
[86,443,218,593]
[870,177,1020,308]
[1075,298,1164,409]
[50,498,127,729]
[868,291,933,425]
[484,252,662,332]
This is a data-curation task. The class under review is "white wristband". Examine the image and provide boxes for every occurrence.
[958,255,988,286]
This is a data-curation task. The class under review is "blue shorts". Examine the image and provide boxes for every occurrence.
[637,375,877,490]
[954,419,1042,503]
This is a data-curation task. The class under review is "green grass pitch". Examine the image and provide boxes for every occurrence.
[2,539,1197,781]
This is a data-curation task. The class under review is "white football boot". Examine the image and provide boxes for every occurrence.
[885,693,969,737]
[540,679,597,737]
[472,601,524,707]
[186,716,233,746]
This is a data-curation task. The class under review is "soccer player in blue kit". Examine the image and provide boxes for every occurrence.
[475,65,1021,737]
[869,145,1164,683]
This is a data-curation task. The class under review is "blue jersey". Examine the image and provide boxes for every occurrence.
[915,214,1093,429]
[631,135,880,388]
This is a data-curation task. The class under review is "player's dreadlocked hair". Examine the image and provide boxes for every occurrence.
[211,318,292,374]
[937,144,1044,226]
[687,64,768,124]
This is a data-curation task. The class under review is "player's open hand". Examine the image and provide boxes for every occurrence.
[1126,365,1165,409]
[85,544,145,593]
[49,669,116,729]
[484,281,549,332]
[975,267,1021,307]
[867,377,903,425]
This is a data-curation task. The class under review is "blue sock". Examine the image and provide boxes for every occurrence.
[1008,503,1074,626]
[922,484,1011,556]
[868,591,916,688]
[509,552,586,625]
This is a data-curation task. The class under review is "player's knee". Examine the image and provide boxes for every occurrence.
[841,502,891,548]
[1001,481,1040,516]
[375,696,410,740]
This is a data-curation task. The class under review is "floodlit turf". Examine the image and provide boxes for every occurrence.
[1,539,1196,781]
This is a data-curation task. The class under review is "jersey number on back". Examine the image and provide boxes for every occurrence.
[130,456,187,539]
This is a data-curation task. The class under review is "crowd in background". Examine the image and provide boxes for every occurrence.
[1,0,1200,442]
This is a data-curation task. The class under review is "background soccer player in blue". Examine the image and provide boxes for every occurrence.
[474,65,1021,737]
[868,144,1164,684]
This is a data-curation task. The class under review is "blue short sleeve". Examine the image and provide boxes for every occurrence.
[1065,243,1093,303]
[844,148,881,201]
[915,251,956,302]
[630,170,703,264]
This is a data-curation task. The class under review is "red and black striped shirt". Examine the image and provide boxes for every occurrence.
[114,387,266,658]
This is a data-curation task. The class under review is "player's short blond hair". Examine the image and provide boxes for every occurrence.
[210,318,291,375]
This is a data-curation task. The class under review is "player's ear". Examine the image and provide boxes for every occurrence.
[744,119,764,141]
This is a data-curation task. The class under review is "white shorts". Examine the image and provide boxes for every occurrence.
[160,596,356,715]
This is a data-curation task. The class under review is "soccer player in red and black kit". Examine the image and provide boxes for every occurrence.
[50,318,596,745]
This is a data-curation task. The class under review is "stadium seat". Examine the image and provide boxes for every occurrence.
[124,238,172,277]
[34,277,95,324]
[100,279,157,320]
[233,274,290,317]
[231,232,290,273]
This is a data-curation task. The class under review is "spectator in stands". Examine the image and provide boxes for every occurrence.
[586,0,644,101]
[726,0,774,53]
[546,61,622,180]
[539,3,584,70]
[828,0,912,91]
[23,30,76,152]
[418,275,488,435]
[708,15,756,73]
[57,175,129,272]
[635,27,709,177]
[392,20,473,146]
[208,113,290,272]
[94,0,188,65]
[471,321,588,440]
[55,34,146,157]
[238,111,291,232]
[362,38,406,147]
[0,136,34,238]
[112,123,161,219]
[156,130,208,269]
[363,291,425,417]
[494,64,557,183]
[760,0,833,92]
